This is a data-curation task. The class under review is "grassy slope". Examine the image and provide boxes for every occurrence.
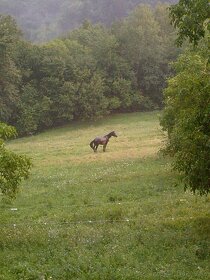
[0,111,209,280]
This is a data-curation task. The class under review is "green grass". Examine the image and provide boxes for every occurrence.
[0,111,209,280]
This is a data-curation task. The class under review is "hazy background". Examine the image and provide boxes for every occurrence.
[0,0,176,42]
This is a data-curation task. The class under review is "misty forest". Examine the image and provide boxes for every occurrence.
[0,0,209,279]
[0,0,177,42]
[0,1,180,136]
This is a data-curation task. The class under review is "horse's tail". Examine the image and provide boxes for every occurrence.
[90,140,95,150]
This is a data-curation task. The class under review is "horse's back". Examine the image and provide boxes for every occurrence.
[94,136,107,145]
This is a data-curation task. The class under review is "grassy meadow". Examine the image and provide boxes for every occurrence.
[0,111,209,280]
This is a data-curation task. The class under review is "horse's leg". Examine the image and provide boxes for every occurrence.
[93,142,98,152]
[103,143,107,152]
[94,144,99,152]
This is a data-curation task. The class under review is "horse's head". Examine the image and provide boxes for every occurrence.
[111,131,118,137]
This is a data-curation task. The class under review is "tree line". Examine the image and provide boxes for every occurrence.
[0,3,179,136]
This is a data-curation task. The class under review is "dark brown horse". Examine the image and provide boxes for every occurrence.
[90,131,117,152]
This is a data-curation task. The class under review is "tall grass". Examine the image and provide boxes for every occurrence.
[0,111,209,280]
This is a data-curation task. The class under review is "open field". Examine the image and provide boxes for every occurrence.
[0,111,209,280]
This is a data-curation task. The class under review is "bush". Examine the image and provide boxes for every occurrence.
[0,123,31,198]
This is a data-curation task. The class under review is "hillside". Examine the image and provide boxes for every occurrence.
[0,0,177,42]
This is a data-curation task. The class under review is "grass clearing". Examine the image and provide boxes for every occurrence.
[0,111,209,280]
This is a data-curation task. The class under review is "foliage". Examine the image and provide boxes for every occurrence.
[0,122,17,140]
[161,0,210,195]
[169,0,210,46]
[0,123,31,198]
[0,15,21,123]
[112,4,179,106]
[161,47,210,195]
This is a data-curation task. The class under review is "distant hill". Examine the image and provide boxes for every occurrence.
[0,0,177,42]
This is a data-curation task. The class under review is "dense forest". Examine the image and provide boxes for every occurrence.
[0,3,180,136]
[0,0,177,42]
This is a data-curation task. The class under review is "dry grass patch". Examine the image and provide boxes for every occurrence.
[8,112,163,167]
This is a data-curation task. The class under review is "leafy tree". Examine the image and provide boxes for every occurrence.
[63,37,108,120]
[68,22,144,113]
[73,72,108,120]
[161,48,210,195]
[13,40,54,134]
[16,85,39,134]
[112,5,175,106]
[0,123,31,198]
[0,15,21,123]
[169,0,210,46]
[161,0,210,195]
